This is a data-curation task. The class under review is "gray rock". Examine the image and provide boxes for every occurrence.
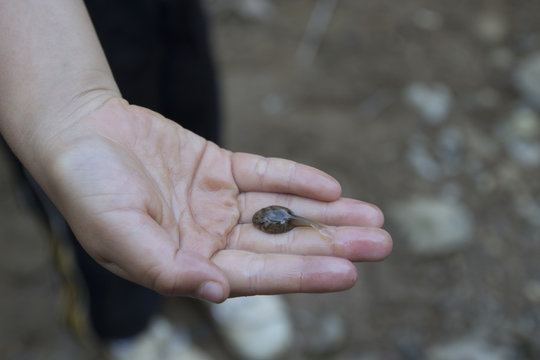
[407,137,442,181]
[210,296,293,360]
[505,140,540,167]
[508,106,540,139]
[436,127,464,176]
[497,107,540,167]
[412,8,443,31]
[426,334,513,360]
[404,82,453,124]
[304,313,347,357]
[523,280,540,304]
[474,11,508,44]
[514,195,540,227]
[514,52,540,109]
[406,129,464,181]
[389,197,474,256]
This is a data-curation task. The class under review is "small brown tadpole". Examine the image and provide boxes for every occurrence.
[252,205,333,240]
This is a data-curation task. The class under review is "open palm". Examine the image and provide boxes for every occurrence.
[45,98,391,302]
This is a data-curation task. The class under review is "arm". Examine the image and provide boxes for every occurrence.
[0,0,392,303]
[0,0,118,181]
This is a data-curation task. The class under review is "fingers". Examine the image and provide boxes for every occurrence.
[231,152,341,202]
[212,250,358,296]
[238,194,385,227]
[230,194,392,263]
[227,225,392,262]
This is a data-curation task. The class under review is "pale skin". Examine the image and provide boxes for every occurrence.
[0,0,392,303]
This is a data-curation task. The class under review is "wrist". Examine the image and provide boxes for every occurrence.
[4,80,121,195]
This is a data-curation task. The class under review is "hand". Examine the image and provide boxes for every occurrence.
[43,98,392,303]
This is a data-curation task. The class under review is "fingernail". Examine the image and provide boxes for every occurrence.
[198,281,225,303]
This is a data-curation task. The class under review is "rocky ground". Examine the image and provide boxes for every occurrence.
[2,0,540,359]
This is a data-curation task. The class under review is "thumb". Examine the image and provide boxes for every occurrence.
[72,212,230,303]
[147,250,230,303]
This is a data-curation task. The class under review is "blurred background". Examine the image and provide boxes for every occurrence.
[2,0,540,359]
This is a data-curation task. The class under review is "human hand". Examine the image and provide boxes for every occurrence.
[42,98,392,303]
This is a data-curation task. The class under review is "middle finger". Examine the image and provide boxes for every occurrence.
[237,193,384,227]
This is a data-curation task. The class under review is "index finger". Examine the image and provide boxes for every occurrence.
[231,153,341,202]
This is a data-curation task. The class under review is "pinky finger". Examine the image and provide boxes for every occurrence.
[211,250,358,296]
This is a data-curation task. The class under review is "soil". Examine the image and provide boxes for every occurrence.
[2,0,540,359]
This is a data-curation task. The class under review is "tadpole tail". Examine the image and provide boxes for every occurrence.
[290,216,320,229]
[290,216,333,240]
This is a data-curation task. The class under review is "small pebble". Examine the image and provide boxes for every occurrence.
[389,197,473,256]
[404,82,453,124]
[514,52,540,109]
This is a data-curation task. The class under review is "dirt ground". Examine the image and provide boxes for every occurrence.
[2,0,540,359]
